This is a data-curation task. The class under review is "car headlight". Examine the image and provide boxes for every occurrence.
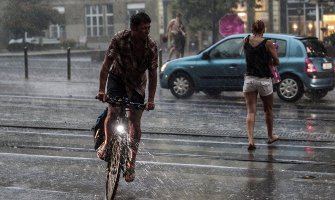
[160,62,169,72]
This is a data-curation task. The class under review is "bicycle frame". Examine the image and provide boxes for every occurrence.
[114,105,130,169]
[104,96,145,200]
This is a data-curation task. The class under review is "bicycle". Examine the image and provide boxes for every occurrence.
[98,96,145,200]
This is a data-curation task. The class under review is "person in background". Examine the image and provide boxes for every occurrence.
[243,20,280,151]
[167,12,186,61]
[96,12,158,182]
[178,24,186,58]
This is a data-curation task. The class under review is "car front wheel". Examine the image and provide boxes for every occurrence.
[169,72,194,98]
[277,75,304,102]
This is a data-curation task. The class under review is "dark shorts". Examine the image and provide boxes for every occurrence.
[106,73,145,104]
[174,32,185,53]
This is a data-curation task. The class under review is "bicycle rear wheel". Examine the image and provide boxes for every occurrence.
[105,140,121,200]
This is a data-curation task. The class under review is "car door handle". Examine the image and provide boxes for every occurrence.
[229,65,237,68]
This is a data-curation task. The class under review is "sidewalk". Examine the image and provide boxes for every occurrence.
[0,48,102,56]
[0,50,334,142]
[1,75,335,143]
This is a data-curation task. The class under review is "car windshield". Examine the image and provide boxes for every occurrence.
[197,45,212,55]
[301,39,327,57]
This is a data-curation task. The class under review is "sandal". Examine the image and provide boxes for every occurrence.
[96,142,112,162]
[267,135,279,144]
[124,162,135,182]
[248,144,256,151]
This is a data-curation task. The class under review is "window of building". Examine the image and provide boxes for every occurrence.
[106,5,114,36]
[127,3,145,27]
[48,6,65,39]
[85,4,114,37]
[49,24,64,39]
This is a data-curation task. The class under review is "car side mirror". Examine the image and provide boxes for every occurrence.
[202,52,210,60]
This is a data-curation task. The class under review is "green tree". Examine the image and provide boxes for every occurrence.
[2,0,64,39]
[171,0,270,44]
[171,0,237,32]
[170,0,238,43]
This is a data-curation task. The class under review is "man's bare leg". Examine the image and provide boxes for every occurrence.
[96,104,119,159]
[125,109,143,182]
[168,47,175,61]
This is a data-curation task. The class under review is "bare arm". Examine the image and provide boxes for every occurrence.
[179,25,186,36]
[145,67,157,111]
[146,45,158,110]
[266,40,279,66]
[147,67,157,103]
[97,39,116,100]
[98,56,112,93]
[166,19,173,33]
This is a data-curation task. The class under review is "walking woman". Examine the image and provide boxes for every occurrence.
[243,20,279,150]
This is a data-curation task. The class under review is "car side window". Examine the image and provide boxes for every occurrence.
[209,38,244,59]
[271,39,287,57]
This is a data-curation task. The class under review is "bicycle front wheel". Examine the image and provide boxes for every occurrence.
[105,140,121,200]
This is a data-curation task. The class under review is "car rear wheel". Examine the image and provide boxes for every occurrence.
[304,90,328,100]
[277,75,303,102]
[169,72,194,98]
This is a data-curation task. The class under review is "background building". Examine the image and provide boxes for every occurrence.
[234,0,283,33]
[0,0,160,51]
[286,0,335,40]
[47,0,160,50]
[0,1,9,50]
[0,0,334,52]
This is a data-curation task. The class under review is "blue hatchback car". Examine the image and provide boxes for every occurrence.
[159,33,335,102]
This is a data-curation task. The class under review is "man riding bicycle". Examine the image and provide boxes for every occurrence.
[96,12,158,182]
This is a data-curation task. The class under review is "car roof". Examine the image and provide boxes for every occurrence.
[224,33,318,41]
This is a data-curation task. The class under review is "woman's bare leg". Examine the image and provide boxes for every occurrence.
[260,93,279,142]
[244,91,258,146]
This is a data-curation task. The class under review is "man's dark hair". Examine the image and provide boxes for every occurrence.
[130,12,151,28]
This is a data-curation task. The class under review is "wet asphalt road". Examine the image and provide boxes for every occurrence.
[0,54,334,200]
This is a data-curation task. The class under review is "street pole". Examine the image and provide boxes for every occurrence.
[247,0,255,33]
[24,47,28,79]
[316,1,320,39]
[286,0,289,34]
[268,0,273,32]
[303,2,307,36]
[212,0,217,44]
[158,49,162,72]
[67,47,71,80]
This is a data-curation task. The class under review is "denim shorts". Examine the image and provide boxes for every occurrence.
[243,75,273,96]
[106,73,145,104]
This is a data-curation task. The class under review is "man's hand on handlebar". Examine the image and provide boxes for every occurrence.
[96,93,154,111]
[145,102,155,111]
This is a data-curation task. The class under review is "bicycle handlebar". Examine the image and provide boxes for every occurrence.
[95,96,146,110]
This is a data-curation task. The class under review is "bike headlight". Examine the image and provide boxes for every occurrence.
[116,125,125,133]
